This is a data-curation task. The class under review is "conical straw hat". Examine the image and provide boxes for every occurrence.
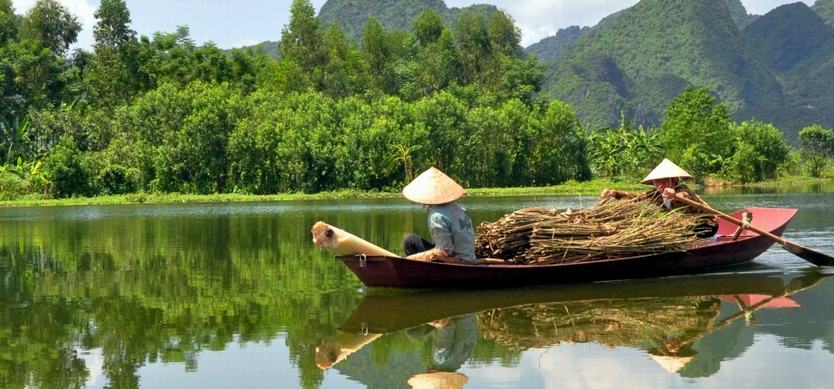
[407,372,468,389]
[641,158,693,184]
[403,167,465,205]
[649,354,694,373]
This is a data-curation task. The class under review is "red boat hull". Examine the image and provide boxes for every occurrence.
[338,207,799,289]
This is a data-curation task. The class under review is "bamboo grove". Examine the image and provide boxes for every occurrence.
[1,0,833,200]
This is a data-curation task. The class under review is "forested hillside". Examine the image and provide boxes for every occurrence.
[723,0,757,28]
[741,3,834,138]
[525,26,588,63]
[543,0,783,132]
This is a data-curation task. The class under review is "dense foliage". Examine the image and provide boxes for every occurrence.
[0,0,830,200]
[799,125,834,177]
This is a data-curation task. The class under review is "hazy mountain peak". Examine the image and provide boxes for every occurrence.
[743,2,834,72]
[813,0,834,27]
[722,0,757,29]
[525,25,590,63]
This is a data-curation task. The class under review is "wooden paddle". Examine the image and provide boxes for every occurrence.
[674,193,834,266]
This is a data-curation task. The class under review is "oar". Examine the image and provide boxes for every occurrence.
[674,193,834,266]
[674,270,827,349]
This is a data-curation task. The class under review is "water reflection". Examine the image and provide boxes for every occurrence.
[321,271,829,387]
[1,194,834,388]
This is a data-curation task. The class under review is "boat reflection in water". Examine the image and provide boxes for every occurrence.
[316,270,828,387]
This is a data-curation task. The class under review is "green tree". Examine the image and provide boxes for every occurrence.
[43,135,92,197]
[461,106,509,186]
[799,124,834,177]
[363,17,398,93]
[721,120,790,183]
[1,113,31,165]
[153,82,238,193]
[86,0,142,106]
[402,27,459,100]
[487,10,522,57]
[321,24,365,98]
[414,92,467,175]
[497,99,534,186]
[279,0,325,79]
[454,10,494,86]
[589,113,662,179]
[659,87,735,178]
[496,55,544,105]
[528,101,591,184]
[413,8,444,47]
[19,0,80,56]
[1,1,75,115]
[0,0,17,46]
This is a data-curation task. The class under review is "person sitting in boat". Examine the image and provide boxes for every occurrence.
[406,314,477,389]
[402,167,477,263]
[600,158,718,237]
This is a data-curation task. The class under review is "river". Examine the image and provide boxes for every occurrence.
[1,190,833,388]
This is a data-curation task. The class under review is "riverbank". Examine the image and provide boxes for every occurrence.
[0,179,645,207]
[3,176,833,208]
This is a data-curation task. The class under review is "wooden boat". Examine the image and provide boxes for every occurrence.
[337,207,799,289]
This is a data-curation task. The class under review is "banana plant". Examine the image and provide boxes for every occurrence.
[1,113,30,166]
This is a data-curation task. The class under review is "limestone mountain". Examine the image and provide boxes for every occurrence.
[543,0,784,132]
[742,3,834,136]
[723,0,757,28]
[742,3,833,73]
[525,0,752,65]
[525,26,589,63]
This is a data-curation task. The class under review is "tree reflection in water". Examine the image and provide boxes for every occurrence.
[320,271,828,386]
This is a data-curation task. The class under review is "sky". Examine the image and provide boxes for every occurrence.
[10,0,818,50]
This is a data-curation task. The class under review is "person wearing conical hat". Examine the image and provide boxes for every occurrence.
[406,314,477,389]
[402,167,476,262]
[600,158,718,237]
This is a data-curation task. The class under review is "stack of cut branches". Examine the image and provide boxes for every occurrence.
[475,198,705,264]
[476,297,720,350]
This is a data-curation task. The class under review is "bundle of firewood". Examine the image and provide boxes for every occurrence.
[475,198,704,264]
[476,297,720,349]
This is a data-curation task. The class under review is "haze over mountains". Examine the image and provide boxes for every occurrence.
[257,0,834,139]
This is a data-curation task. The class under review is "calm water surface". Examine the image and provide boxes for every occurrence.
[1,190,833,388]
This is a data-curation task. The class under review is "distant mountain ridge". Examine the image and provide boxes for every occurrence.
[543,0,785,133]
[723,0,758,28]
[241,0,499,59]
[317,0,498,42]
[743,3,834,134]
[240,0,834,138]
[524,0,755,64]
[525,26,588,63]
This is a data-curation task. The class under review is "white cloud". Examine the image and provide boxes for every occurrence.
[741,0,813,15]
[231,38,260,49]
[496,0,637,46]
